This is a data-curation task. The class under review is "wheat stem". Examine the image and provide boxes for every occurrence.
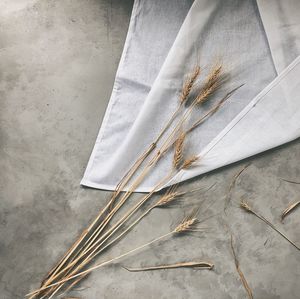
[240,200,300,250]
[224,163,250,213]
[123,261,214,272]
[281,201,300,222]
[230,234,253,299]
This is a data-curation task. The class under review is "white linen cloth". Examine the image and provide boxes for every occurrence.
[81,0,300,192]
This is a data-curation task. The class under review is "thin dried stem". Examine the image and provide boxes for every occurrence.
[240,200,300,250]
[224,163,250,213]
[280,178,300,184]
[123,261,214,272]
[61,273,88,298]
[230,234,253,299]
[281,201,300,222]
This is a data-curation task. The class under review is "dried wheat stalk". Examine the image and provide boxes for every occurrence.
[224,163,250,213]
[123,261,214,272]
[230,234,253,299]
[240,200,300,250]
[281,200,300,222]
[280,178,300,184]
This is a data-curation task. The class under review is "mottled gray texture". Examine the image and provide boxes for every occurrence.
[0,1,299,299]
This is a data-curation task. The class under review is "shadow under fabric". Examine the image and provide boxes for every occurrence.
[81,0,300,192]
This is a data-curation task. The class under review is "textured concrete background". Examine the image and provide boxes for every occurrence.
[0,1,300,298]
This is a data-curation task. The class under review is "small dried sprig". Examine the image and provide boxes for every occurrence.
[224,164,250,213]
[155,183,216,209]
[195,64,223,105]
[240,200,252,212]
[280,178,300,184]
[123,261,214,272]
[175,210,200,233]
[155,191,181,208]
[173,132,186,168]
[180,66,201,104]
[240,200,300,250]
[182,155,199,169]
[230,234,253,299]
[281,201,300,222]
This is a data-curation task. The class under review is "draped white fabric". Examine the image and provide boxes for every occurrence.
[81,0,300,192]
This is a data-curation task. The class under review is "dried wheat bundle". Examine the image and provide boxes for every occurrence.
[27,63,239,298]
[27,211,205,297]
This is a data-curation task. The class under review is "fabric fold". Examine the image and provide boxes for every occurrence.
[82,0,299,192]
[166,55,300,188]
[81,0,194,190]
[257,0,300,74]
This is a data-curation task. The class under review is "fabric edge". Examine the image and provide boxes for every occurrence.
[81,0,139,184]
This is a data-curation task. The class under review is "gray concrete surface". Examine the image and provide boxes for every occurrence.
[1,1,300,298]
